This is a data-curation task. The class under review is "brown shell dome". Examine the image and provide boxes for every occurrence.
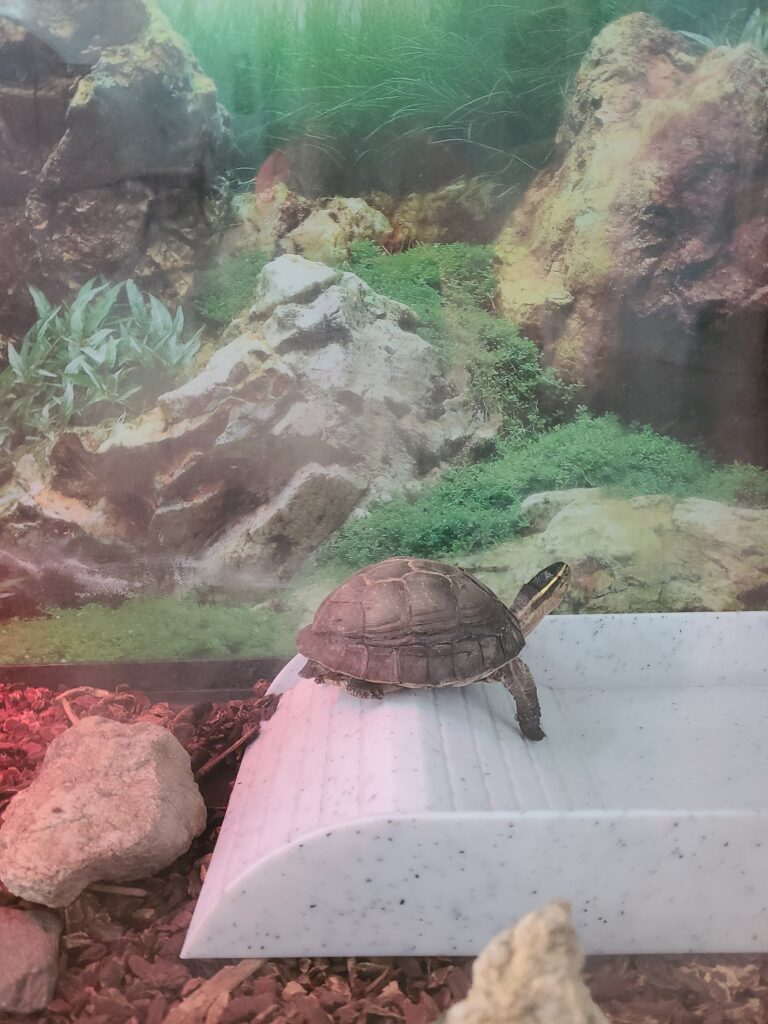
[297,556,525,686]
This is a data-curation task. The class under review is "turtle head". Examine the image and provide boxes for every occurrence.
[511,561,571,636]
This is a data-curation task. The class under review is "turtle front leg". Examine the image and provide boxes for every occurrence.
[345,678,384,700]
[498,658,545,741]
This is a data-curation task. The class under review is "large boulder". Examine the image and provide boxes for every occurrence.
[464,488,768,613]
[0,715,207,907]
[0,908,61,1014]
[0,0,230,333]
[496,14,768,464]
[0,256,492,594]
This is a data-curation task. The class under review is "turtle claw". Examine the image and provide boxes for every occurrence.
[519,721,546,741]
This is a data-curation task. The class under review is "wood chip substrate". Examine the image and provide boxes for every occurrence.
[1,681,767,1024]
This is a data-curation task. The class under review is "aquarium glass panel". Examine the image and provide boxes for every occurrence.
[0,0,765,670]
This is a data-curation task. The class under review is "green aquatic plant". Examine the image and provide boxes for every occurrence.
[194,250,271,324]
[318,413,768,567]
[677,6,768,49]
[158,0,600,186]
[158,0,754,189]
[0,280,201,454]
[0,596,299,664]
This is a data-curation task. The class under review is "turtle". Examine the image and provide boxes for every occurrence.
[297,556,571,741]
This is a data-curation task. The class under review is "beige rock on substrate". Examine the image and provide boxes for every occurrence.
[464,489,768,613]
[0,716,206,908]
[0,908,61,1014]
[444,901,607,1024]
[496,13,768,463]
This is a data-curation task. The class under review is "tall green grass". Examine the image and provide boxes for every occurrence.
[159,0,754,189]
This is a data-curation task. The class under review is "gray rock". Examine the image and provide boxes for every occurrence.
[0,908,61,1014]
[248,254,339,319]
[202,462,365,577]
[444,901,607,1024]
[0,716,206,907]
[0,257,489,590]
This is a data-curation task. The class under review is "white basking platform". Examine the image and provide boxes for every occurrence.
[182,612,768,958]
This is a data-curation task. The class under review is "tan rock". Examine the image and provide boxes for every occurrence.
[444,901,607,1024]
[281,197,391,265]
[0,908,61,1014]
[0,716,206,907]
[465,489,768,613]
[387,177,504,248]
[496,13,768,463]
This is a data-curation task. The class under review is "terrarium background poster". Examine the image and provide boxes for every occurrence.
[0,0,765,667]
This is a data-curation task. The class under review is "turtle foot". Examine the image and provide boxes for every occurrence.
[345,679,384,700]
[519,721,546,741]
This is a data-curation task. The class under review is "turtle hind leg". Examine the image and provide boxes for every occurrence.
[345,678,384,700]
[498,659,545,741]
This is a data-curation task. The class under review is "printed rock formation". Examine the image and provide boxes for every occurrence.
[0,255,492,607]
[464,488,768,613]
[0,0,230,333]
[496,13,768,464]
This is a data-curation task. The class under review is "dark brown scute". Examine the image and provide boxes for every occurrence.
[296,557,524,685]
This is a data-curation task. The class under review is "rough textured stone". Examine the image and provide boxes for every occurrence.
[0,907,61,1014]
[0,716,206,907]
[444,902,607,1024]
[385,177,506,248]
[0,257,490,591]
[496,13,768,463]
[464,489,768,613]
[249,254,340,319]
[0,0,230,332]
[280,197,391,265]
[201,462,365,577]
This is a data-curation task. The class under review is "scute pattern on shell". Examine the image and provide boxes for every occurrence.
[297,557,525,686]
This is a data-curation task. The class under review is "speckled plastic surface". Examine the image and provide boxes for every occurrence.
[182,612,768,957]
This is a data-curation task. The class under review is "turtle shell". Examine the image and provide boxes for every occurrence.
[297,556,524,687]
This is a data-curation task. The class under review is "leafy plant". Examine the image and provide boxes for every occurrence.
[461,308,581,433]
[318,413,768,567]
[194,250,270,324]
[0,280,201,453]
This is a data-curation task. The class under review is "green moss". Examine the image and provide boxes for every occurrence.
[344,240,495,333]
[194,251,271,324]
[0,596,300,664]
[318,413,768,568]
